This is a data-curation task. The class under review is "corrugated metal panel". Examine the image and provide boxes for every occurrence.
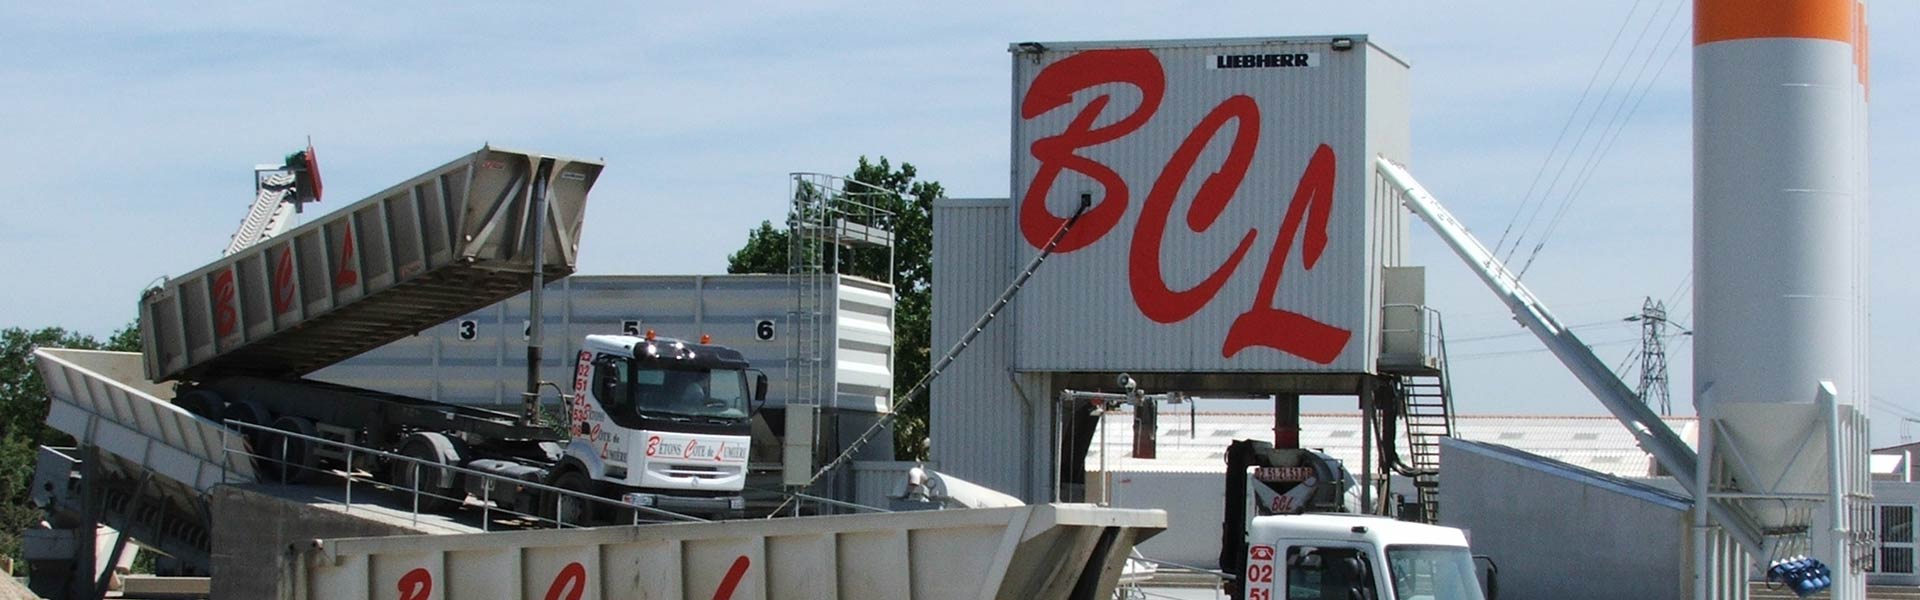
[834,277,894,412]
[929,198,1032,498]
[849,460,926,510]
[1365,43,1413,369]
[1007,36,1408,374]
[288,504,1165,600]
[141,147,601,382]
[314,274,893,413]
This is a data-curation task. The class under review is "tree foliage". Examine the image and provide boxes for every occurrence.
[1,323,139,562]
[726,221,789,275]
[727,157,940,460]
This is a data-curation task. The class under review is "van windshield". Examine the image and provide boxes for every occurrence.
[1384,545,1485,600]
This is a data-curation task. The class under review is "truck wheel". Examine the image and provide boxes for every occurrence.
[552,470,601,527]
[223,401,274,471]
[265,416,320,484]
[173,389,222,420]
[391,434,466,513]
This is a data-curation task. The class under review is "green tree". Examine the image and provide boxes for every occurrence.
[1,323,139,563]
[727,157,939,460]
[726,221,789,275]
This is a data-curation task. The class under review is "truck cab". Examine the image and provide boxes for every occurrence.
[1222,439,1495,600]
[564,333,762,516]
[1242,514,1486,600]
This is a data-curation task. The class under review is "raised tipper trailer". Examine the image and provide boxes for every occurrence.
[129,146,763,521]
[140,146,600,383]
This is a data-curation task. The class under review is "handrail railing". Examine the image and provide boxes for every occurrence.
[217,419,705,530]
[1380,302,1447,369]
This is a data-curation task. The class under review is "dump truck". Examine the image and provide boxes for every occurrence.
[138,146,761,519]
[1219,440,1495,600]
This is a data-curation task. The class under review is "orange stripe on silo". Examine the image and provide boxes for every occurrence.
[1696,0,1854,45]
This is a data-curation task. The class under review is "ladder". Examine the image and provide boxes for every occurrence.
[1397,363,1454,522]
[1379,301,1456,523]
[224,171,299,255]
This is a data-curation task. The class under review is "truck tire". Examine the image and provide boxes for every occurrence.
[552,470,601,527]
[173,389,222,420]
[265,416,321,484]
[390,433,466,513]
[223,400,273,468]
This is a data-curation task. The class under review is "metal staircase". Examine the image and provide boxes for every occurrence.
[1378,303,1457,523]
[1397,361,1455,522]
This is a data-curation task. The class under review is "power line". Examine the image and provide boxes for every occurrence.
[1518,15,1690,277]
[1493,0,1648,259]
[1614,346,1643,379]
[1504,0,1670,267]
[1450,337,1641,361]
[1447,319,1629,344]
[1663,270,1693,309]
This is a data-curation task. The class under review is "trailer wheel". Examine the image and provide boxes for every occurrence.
[223,401,274,462]
[391,434,466,513]
[173,389,222,420]
[265,416,321,484]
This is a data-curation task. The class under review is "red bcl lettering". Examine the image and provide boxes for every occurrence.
[397,568,432,600]
[542,562,587,600]
[1016,50,1353,364]
[212,269,238,337]
[712,555,751,600]
[1222,144,1351,363]
[1129,94,1261,324]
[271,246,297,315]
[334,226,360,290]
[1019,49,1165,253]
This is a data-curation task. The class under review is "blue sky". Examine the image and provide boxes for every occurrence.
[3,2,1915,442]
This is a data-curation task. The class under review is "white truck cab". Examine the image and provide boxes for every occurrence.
[1242,514,1487,600]
[563,333,762,516]
[1222,440,1496,600]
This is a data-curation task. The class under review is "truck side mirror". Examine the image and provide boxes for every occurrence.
[1474,555,1500,600]
[750,370,769,409]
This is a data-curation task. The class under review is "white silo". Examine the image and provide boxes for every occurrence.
[1693,0,1871,597]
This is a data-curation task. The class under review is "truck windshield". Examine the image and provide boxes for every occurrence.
[630,365,749,421]
[1384,545,1485,600]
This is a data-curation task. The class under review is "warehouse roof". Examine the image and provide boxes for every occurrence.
[1087,410,1697,479]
